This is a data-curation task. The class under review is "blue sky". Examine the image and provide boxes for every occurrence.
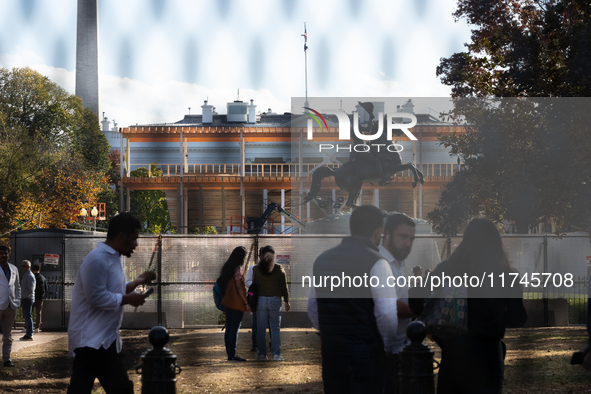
[0,0,471,126]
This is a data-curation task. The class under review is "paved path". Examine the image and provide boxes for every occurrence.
[9,330,67,354]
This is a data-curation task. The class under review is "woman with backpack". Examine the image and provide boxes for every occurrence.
[217,246,251,362]
[426,218,527,393]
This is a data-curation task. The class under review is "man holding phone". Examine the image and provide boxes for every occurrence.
[67,212,156,393]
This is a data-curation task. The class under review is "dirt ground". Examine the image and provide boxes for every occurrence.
[0,327,590,393]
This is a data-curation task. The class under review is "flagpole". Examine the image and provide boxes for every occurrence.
[302,22,309,110]
[301,22,308,235]
[305,46,308,109]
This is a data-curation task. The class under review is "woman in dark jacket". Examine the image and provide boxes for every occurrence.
[217,246,251,362]
[430,218,527,393]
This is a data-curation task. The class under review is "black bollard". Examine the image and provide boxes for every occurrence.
[399,321,437,394]
[136,326,182,394]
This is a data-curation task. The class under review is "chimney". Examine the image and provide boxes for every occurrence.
[401,99,415,114]
[201,100,214,123]
[101,112,110,132]
[111,120,118,139]
[248,99,257,124]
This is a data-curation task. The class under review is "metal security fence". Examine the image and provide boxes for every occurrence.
[10,233,591,328]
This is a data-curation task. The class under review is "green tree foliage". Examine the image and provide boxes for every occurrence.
[189,226,218,235]
[0,67,111,234]
[73,107,111,174]
[430,1,591,235]
[437,1,591,97]
[0,67,82,143]
[129,163,173,234]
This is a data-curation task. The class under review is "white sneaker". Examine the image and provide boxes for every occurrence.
[273,355,285,361]
[34,328,40,333]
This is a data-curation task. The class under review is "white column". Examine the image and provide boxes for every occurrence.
[307,188,310,222]
[240,130,245,232]
[299,129,304,234]
[184,191,189,233]
[281,189,285,233]
[413,141,417,218]
[179,128,184,234]
[119,130,124,212]
[263,189,268,234]
[374,189,379,208]
[332,189,336,214]
[419,128,423,219]
[126,188,130,212]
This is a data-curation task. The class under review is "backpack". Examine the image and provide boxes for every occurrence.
[213,280,226,312]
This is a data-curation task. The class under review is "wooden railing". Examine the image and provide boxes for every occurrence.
[127,162,463,178]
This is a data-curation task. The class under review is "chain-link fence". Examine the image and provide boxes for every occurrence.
[10,233,591,329]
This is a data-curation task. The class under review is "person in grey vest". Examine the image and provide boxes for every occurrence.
[308,205,398,393]
[32,264,47,333]
[19,260,35,341]
[0,245,20,367]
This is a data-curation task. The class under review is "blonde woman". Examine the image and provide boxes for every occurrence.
[254,245,290,361]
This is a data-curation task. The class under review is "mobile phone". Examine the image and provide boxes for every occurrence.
[143,288,154,297]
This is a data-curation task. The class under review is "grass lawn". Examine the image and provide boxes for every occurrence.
[0,327,589,393]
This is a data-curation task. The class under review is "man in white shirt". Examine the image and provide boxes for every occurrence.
[379,213,417,394]
[67,212,156,393]
[307,205,398,393]
[0,245,20,367]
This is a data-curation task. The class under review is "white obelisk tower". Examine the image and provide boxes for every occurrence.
[75,0,100,117]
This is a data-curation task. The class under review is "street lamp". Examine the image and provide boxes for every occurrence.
[80,206,98,231]
[91,206,98,231]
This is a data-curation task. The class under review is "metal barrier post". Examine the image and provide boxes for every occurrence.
[136,326,181,393]
[157,235,163,326]
[543,234,549,327]
[399,321,437,394]
[61,236,66,329]
[254,234,259,262]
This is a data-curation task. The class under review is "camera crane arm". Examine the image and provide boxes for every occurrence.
[252,202,306,234]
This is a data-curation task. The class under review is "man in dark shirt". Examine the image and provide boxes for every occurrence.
[32,264,47,333]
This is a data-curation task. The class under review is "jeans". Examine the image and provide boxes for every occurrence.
[21,298,33,337]
[252,311,257,348]
[251,311,272,348]
[0,307,16,362]
[224,308,244,359]
[256,296,282,356]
